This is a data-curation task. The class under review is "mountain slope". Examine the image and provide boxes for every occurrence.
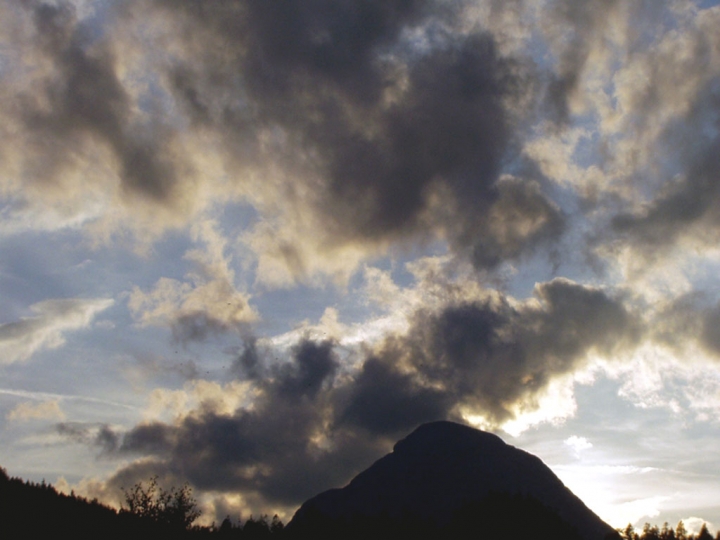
[288,421,616,540]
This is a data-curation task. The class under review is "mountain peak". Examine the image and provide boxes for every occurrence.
[392,420,508,454]
[289,421,615,540]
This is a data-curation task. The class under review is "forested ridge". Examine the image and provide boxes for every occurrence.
[0,467,281,540]
[0,466,716,540]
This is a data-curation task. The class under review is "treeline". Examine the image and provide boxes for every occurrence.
[2,466,718,540]
[618,522,718,540]
[0,467,283,540]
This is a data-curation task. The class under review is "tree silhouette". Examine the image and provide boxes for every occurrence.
[697,524,713,540]
[243,515,272,539]
[661,522,677,540]
[677,521,688,540]
[121,475,201,530]
[644,523,661,540]
[622,524,639,540]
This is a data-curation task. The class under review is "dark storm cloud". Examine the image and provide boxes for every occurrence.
[171,312,237,345]
[314,33,513,239]
[652,294,720,359]
[230,336,263,380]
[338,357,453,435]
[158,0,430,118]
[341,278,639,427]
[462,176,564,268]
[702,304,720,356]
[541,0,620,125]
[137,0,562,268]
[56,422,92,443]
[274,340,338,400]
[120,422,175,456]
[103,338,386,506]
[56,422,120,455]
[95,425,122,455]
[604,8,720,256]
[2,0,568,268]
[612,128,720,251]
[12,1,181,203]
[87,279,638,511]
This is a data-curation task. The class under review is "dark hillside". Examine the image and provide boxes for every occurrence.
[0,467,202,540]
[288,421,617,540]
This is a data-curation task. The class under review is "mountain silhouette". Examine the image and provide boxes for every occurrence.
[288,421,616,540]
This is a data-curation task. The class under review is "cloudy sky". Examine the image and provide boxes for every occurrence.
[2,0,720,531]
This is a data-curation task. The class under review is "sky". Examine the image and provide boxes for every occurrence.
[2,0,720,532]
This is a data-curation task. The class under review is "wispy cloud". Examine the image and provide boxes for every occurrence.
[0,388,138,412]
[0,298,113,364]
[7,399,65,422]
